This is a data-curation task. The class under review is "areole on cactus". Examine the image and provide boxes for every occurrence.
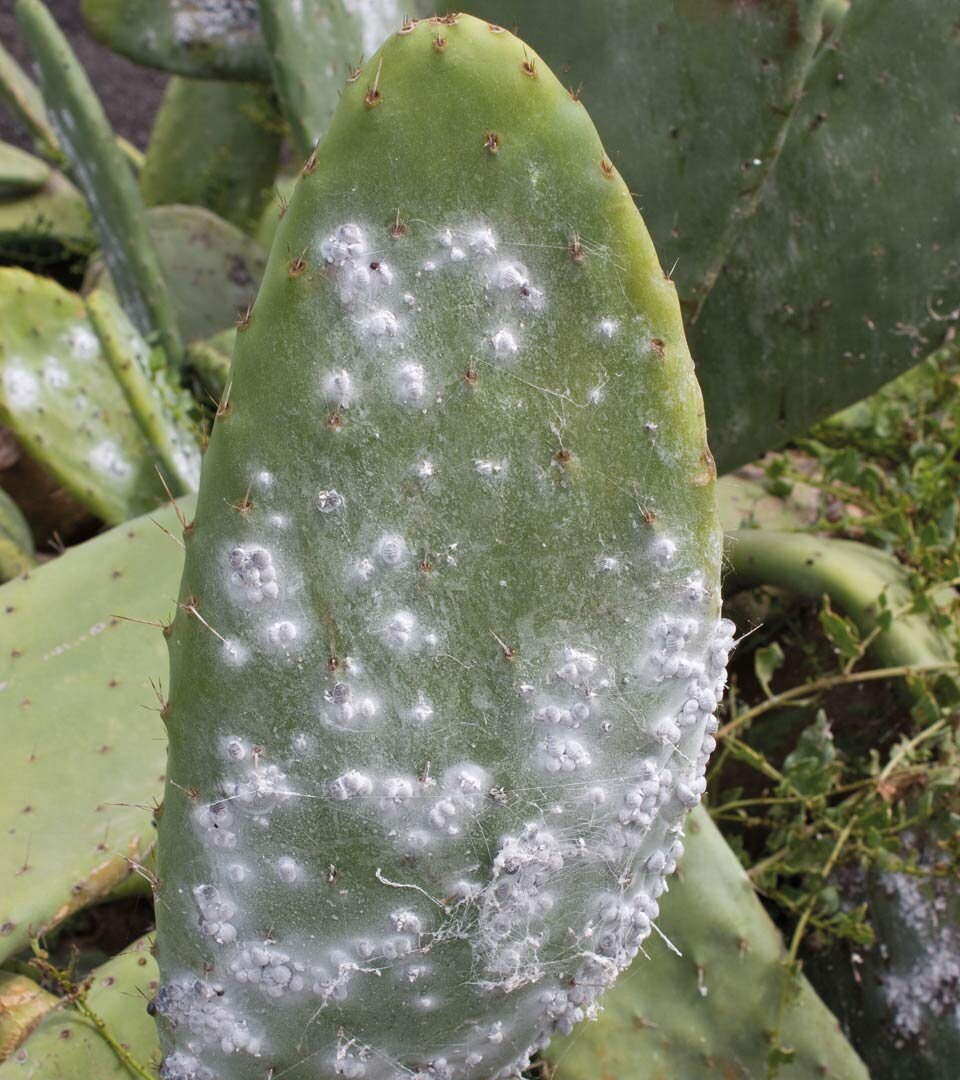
[153,14,733,1080]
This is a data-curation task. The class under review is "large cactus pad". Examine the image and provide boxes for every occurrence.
[156,15,731,1080]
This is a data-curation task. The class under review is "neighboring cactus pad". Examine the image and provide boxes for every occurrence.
[157,15,730,1080]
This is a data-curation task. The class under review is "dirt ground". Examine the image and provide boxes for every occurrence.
[0,0,167,150]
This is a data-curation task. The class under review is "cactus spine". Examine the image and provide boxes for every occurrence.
[156,16,732,1080]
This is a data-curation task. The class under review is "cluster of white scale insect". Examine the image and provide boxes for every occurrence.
[159,222,733,1080]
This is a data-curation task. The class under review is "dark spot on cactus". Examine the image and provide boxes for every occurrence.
[4,606,14,614]
[554,448,573,466]
[390,211,407,238]
[418,558,433,573]
[432,31,447,51]
[327,409,344,430]
[70,881,85,896]
[464,361,478,385]
[600,157,614,178]
[808,111,828,132]
[236,302,253,331]
[138,957,148,967]
[108,679,118,688]
[146,999,157,1016]
[641,507,657,525]
[398,16,417,35]
[101,975,116,987]
[288,253,307,278]
[521,54,537,78]
[58,1028,72,1040]
[11,648,22,659]
[484,131,501,154]
[569,234,585,262]
[651,338,666,359]
[21,805,32,814]
[488,22,505,33]
[0,922,16,936]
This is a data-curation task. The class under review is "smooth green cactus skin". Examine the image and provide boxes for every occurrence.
[0,268,173,524]
[81,0,271,82]
[154,14,731,1080]
[725,530,956,676]
[466,0,824,325]
[0,143,50,198]
[87,289,202,496]
[686,0,960,471]
[548,805,869,1080]
[141,77,283,233]
[15,0,184,371]
[0,488,35,583]
[0,937,160,1078]
[0,495,194,965]
[0,39,61,163]
[257,0,402,158]
[85,205,269,344]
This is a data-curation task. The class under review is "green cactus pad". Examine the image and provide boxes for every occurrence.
[16,0,184,371]
[0,268,172,524]
[0,495,192,965]
[0,39,61,163]
[155,14,733,1080]
[547,806,869,1079]
[85,205,268,344]
[81,0,271,82]
[185,328,235,400]
[0,936,160,1077]
[141,77,283,233]
[687,0,960,470]
[0,170,93,258]
[0,143,50,198]
[258,0,405,158]
[0,488,35,583]
[465,0,825,325]
[87,289,202,496]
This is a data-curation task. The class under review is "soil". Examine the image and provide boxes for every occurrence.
[0,0,167,151]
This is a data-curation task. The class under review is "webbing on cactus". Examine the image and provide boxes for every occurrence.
[155,15,733,1079]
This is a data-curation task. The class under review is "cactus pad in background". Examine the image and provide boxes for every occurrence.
[0,268,172,523]
[0,487,35,582]
[156,14,732,1079]
[81,0,271,82]
[141,77,283,233]
[547,806,869,1080]
[0,39,61,163]
[16,0,184,371]
[0,143,50,198]
[0,170,93,265]
[257,0,402,158]
[0,937,160,1077]
[0,496,191,966]
[84,205,269,344]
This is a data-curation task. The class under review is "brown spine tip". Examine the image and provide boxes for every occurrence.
[436,13,459,25]
[346,63,362,84]
[301,148,318,175]
[389,210,407,238]
[432,32,447,50]
[553,448,573,465]
[568,83,583,102]
[236,302,253,331]
[600,156,615,178]
[183,519,196,538]
[484,131,501,154]
[418,559,433,573]
[288,253,307,277]
[651,338,666,359]
[488,23,505,33]
[364,58,384,108]
[569,233,585,262]
[398,16,417,34]
[464,362,478,385]
[521,56,537,78]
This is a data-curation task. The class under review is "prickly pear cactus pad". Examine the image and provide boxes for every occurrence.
[157,15,731,1080]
